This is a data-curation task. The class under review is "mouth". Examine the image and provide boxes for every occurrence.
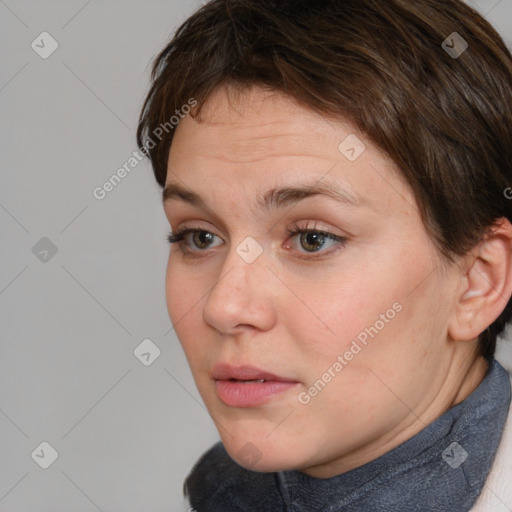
[212,363,300,407]
[227,378,267,383]
[212,363,297,382]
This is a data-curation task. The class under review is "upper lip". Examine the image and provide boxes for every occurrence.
[212,363,297,382]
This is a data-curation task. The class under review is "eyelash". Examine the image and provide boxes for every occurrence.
[166,222,346,260]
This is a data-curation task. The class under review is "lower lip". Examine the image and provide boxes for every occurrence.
[215,380,299,407]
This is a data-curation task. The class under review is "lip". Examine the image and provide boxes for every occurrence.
[212,363,300,407]
[212,363,297,382]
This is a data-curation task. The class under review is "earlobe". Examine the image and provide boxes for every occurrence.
[448,218,512,342]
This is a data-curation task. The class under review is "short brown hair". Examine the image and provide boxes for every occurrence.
[137,0,512,360]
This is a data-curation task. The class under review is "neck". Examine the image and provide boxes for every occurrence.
[300,346,489,479]
[451,351,489,406]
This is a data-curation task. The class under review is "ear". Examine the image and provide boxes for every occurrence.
[448,218,512,342]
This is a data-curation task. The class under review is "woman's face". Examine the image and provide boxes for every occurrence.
[163,85,470,478]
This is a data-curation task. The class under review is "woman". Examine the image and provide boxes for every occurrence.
[137,0,512,510]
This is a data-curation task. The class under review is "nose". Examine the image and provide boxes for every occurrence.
[202,240,276,337]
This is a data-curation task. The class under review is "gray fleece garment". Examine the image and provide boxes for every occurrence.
[184,359,511,512]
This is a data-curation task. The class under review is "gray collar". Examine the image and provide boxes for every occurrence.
[275,359,511,511]
[184,359,511,512]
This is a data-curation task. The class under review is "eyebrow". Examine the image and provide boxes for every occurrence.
[162,178,367,212]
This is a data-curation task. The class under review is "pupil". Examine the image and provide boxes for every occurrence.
[195,231,213,248]
[303,232,324,252]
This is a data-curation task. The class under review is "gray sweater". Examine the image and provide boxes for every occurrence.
[184,359,511,511]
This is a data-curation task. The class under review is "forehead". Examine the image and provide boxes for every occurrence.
[166,85,415,218]
[175,87,337,158]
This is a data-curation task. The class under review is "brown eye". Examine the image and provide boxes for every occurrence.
[167,229,221,250]
[192,231,215,249]
[299,231,327,252]
[286,225,346,256]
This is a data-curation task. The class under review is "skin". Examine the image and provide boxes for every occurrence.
[162,85,512,478]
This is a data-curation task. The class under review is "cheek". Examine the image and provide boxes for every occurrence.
[165,256,199,342]
[302,276,397,347]
[294,257,433,380]
[164,257,221,377]
[165,257,180,320]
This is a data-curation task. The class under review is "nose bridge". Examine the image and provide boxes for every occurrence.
[213,235,266,299]
[203,235,269,331]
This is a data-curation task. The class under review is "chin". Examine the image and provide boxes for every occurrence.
[221,435,309,473]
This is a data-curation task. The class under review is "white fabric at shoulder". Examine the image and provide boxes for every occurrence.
[470,335,512,512]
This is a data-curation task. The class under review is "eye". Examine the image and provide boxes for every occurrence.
[167,228,221,251]
[167,222,346,258]
[285,223,346,255]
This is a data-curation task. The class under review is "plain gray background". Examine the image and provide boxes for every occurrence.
[1,1,512,511]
